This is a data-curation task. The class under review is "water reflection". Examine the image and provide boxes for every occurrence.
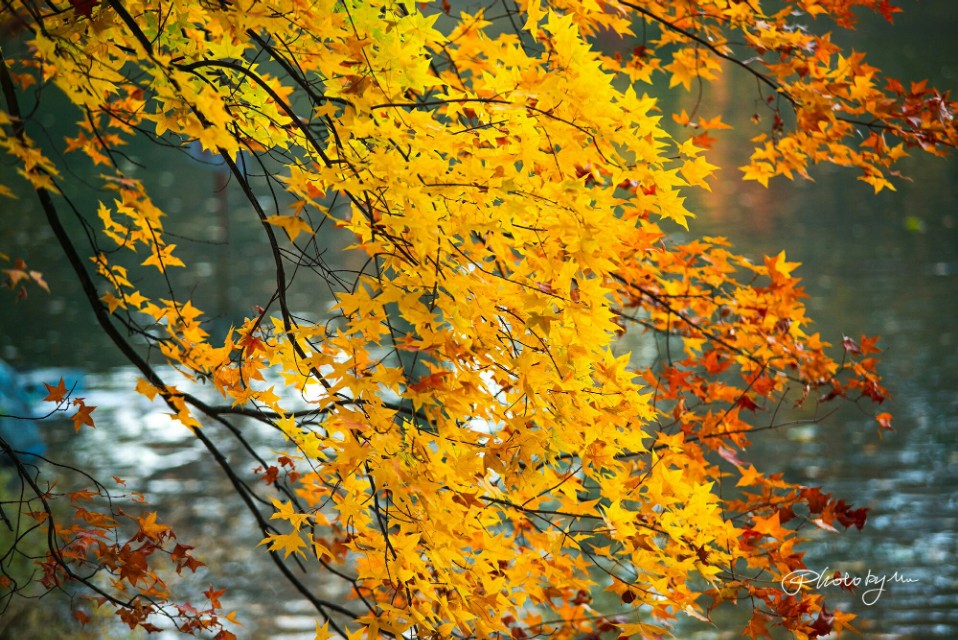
[34,367,328,639]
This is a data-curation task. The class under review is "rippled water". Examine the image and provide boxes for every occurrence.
[31,367,333,639]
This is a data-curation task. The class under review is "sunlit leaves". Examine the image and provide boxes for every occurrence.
[266,214,315,243]
[581,0,958,189]
[259,531,309,559]
[0,0,906,638]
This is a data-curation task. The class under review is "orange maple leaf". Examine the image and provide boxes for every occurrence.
[70,400,96,431]
[875,412,894,434]
[136,511,172,542]
[204,585,226,608]
[691,131,717,150]
[750,512,788,540]
[43,377,69,403]
[408,371,452,393]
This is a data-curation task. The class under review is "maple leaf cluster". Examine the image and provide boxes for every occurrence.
[0,0,943,638]
[1,254,49,300]
[0,377,235,637]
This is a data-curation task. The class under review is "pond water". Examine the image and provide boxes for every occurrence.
[2,4,957,639]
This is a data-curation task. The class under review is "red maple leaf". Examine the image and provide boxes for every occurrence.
[70,0,100,18]
[875,0,902,22]
[809,606,835,637]
[68,0,99,18]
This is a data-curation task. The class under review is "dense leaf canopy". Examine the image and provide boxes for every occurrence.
[2,0,950,638]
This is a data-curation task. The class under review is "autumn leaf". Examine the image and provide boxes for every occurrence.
[259,531,308,559]
[765,250,800,286]
[70,400,96,431]
[136,511,173,542]
[809,606,835,638]
[267,214,315,242]
[43,377,69,403]
[141,243,185,271]
[68,0,98,18]
[3,258,49,293]
[750,512,788,540]
[691,131,717,149]
[875,411,894,434]
[717,446,745,467]
[407,371,452,393]
[135,377,160,401]
[314,620,332,640]
[172,543,204,573]
[205,585,226,609]
[269,498,311,530]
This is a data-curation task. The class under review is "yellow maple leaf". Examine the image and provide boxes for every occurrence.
[314,620,331,640]
[270,499,311,530]
[136,511,172,541]
[267,214,315,242]
[740,161,775,187]
[135,377,160,401]
[141,243,185,271]
[680,155,718,191]
[259,531,308,558]
[750,511,787,540]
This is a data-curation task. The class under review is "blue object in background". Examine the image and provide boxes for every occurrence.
[0,361,83,461]
[0,360,44,460]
